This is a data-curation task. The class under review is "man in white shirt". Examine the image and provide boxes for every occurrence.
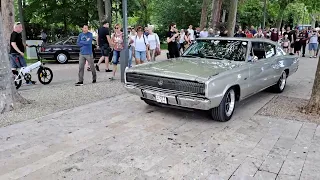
[200,28,208,38]
[187,25,195,42]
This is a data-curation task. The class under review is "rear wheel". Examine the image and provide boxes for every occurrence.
[271,71,287,93]
[55,52,69,64]
[209,88,236,122]
[38,67,53,85]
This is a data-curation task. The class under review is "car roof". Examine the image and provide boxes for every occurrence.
[197,37,279,46]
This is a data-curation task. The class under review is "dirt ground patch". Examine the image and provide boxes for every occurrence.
[257,95,320,124]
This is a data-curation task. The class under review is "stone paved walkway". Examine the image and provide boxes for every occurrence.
[0,57,319,180]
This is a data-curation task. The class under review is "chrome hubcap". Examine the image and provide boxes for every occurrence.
[57,54,67,63]
[225,89,236,117]
[279,72,286,90]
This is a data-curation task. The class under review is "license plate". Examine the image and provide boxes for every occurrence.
[155,95,167,104]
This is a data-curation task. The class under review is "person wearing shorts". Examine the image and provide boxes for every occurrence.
[95,21,112,72]
[308,31,319,58]
[132,26,150,64]
[10,22,36,84]
[109,24,124,80]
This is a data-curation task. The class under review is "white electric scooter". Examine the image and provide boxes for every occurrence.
[12,45,53,89]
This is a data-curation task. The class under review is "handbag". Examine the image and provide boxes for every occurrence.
[155,34,161,57]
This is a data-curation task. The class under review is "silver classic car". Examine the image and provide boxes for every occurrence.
[124,37,299,121]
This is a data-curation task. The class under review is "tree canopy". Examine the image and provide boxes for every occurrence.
[14,0,320,40]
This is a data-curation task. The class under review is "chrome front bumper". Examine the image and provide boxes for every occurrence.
[125,84,212,110]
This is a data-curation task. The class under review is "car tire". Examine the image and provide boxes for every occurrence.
[55,52,69,64]
[271,71,287,93]
[143,99,157,106]
[209,88,236,122]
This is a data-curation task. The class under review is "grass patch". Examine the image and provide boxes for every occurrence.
[160,43,168,50]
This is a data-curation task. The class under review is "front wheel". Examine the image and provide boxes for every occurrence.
[209,88,236,122]
[38,67,53,85]
[13,73,22,89]
[271,71,287,93]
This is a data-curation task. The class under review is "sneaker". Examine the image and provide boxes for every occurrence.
[75,82,84,86]
[95,64,100,71]
[109,77,114,81]
[302,55,305,57]
[105,69,112,72]
[92,80,96,83]
[313,56,317,58]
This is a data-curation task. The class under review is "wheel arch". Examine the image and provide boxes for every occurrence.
[223,84,241,102]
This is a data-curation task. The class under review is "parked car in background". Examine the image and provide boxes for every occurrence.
[39,36,102,64]
[125,37,299,121]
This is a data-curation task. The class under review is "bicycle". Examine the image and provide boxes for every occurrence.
[12,45,53,89]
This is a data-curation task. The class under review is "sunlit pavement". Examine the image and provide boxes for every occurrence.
[0,56,319,179]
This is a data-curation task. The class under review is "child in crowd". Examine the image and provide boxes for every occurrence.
[282,35,290,53]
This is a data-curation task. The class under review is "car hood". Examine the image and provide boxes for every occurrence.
[128,58,242,82]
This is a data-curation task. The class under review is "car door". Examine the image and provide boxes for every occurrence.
[249,41,276,93]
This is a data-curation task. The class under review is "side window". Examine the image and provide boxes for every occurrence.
[251,41,265,60]
[264,43,276,58]
[65,37,77,45]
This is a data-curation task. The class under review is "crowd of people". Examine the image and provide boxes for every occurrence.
[76,21,161,85]
[165,24,320,59]
[8,20,320,86]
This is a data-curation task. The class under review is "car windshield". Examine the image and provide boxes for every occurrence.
[53,37,70,45]
[182,39,248,62]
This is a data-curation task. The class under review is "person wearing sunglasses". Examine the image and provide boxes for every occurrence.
[109,24,124,80]
[132,26,150,65]
[166,23,180,58]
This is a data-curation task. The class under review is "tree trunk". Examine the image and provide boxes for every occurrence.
[310,14,316,28]
[0,13,28,114]
[276,8,284,30]
[0,12,14,113]
[17,0,26,44]
[222,9,226,22]
[200,0,210,29]
[227,0,238,37]
[304,56,320,114]
[211,0,222,29]
[104,0,112,26]
[1,0,15,51]
[97,0,104,24]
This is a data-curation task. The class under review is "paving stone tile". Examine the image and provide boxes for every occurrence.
[231,157,263,178]
[259,156,284,174]
[254,170,277,180]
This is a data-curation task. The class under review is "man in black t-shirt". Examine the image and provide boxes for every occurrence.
[9,22,36,84]
[9,23,26,69]
[166,23,180,58]
[95,21,112,72]
[283,27,294,54]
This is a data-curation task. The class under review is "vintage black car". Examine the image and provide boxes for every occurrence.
[39,36,102,64]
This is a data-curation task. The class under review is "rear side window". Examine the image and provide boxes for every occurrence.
[264,43,276,58]
[251,42,265,59]
[251,41,276,60]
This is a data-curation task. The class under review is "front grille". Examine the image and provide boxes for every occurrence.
[126,73,205,95]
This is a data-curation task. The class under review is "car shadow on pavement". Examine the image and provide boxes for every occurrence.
[143,91,274,122]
